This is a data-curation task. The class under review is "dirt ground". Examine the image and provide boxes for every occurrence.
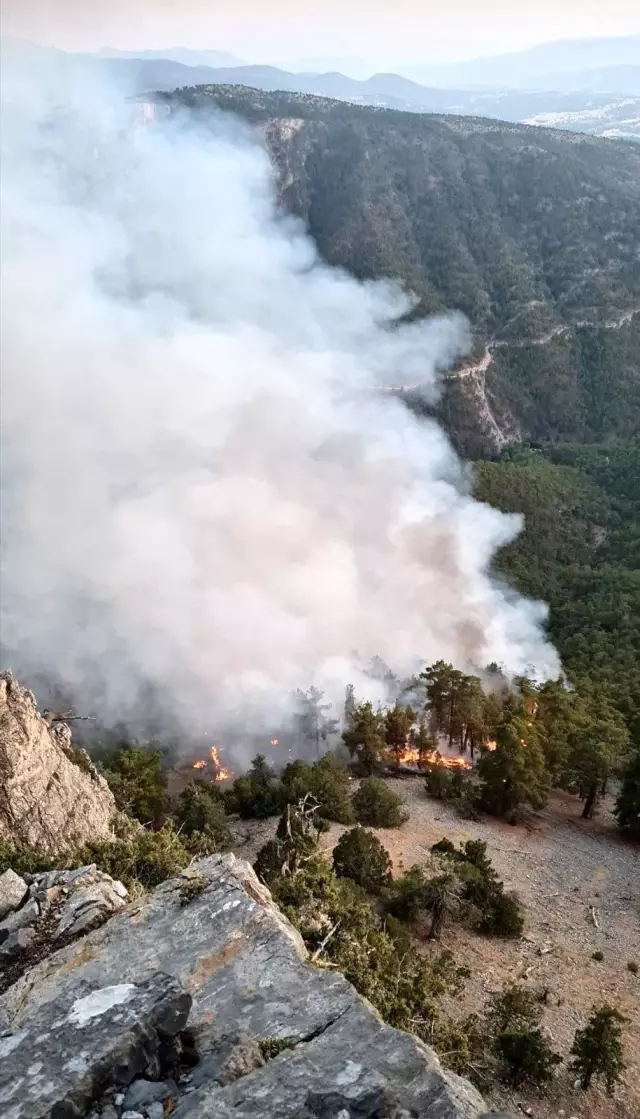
[229,779,639,1119]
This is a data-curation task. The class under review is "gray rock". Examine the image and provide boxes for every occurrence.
[56,880,127,937]
[122,1077,178,1110]
[0,925,36,958]
[173,997,483,1119]
[0,856,486,1119]
[0,972,191,1119]
[188,1032,265,1089]
[146,1104,165,1119]
[0,869,28,919]
[0,897,39,940]
[99,1107,119,1119]
[191,1028,265,1085]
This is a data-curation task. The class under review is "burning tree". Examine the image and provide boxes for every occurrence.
[191,745,233,784]
[476,705,549,818]
[421,661,490,758]
[383,703,416,766]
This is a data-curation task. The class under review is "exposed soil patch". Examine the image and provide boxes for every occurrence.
[230,780,640,1119]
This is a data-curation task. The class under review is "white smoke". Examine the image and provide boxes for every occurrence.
[0,52,560,739]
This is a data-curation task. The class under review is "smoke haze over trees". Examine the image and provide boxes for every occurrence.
[0,51,561,747]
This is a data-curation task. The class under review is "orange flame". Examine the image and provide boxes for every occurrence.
[484,738,497,752]
[269,738,279,747]
[192,759,207,770]
[210,746,233,783]
[394,745,472,771]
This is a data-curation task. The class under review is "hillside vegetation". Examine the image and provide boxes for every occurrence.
[474,440,640,745]
[162,85,640,453]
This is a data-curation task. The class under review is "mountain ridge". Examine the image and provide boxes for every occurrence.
[157,85,640,455]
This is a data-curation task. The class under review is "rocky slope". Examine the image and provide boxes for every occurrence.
[0,671,116,854]
[0,853,503,1119]
[160,87,640,454]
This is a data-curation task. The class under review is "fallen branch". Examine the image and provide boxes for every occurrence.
[590,906,600,929]
[311,920,341,962]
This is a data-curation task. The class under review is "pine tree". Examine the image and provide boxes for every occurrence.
[384,703,415,765]
[569,1005,627,1095]
[615,749,640,837]
[333,826,392,893]
[566,704,629,819]
[477,708,549,817]
[342,701,386,775]
[294,686,340,758]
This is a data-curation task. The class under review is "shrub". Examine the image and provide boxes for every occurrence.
[271,855,468,1041]
[174,781,231,855]
[307,753,355,824]
[424,761,454,800]
[496,1029,562,1085]
[486,985,540,1035]
[569,1005,628,1094]
[332,827,391,894]
[353,778,408,828]
[101,745,169,826]
[259,1037,295,1060]
[0,837,57,877]
[627,960,638,975]
[280,760,313,800]
[226,755,284,819]
[387,865,431,921]
[76,821,191,890]
[178,871,208,905]
[431,838,524,938]
[254,797,320,885]
[476,888,524,937]
[592,950,604,961]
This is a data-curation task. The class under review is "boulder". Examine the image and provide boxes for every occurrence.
[0,855,486,1119]
[56,880,128,937]
[0,926,36,959]
[0,897,40,941]
[0,869,28,919]
[0,672,116,854]
[0,972,190,1119]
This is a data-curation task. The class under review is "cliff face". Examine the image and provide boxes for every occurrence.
[0,671,116,854]
[0,854,495,1119]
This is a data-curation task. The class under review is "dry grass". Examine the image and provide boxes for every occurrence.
[231,778,639,1119]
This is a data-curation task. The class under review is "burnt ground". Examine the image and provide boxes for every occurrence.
[228,779,640,1119]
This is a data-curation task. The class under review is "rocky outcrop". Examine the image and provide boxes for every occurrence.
[0,864,129,983]
[0,855,496,1119]
[0,672,116,854]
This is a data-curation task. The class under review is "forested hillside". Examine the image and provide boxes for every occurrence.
[474,440,640,744]
[162,85,640,454]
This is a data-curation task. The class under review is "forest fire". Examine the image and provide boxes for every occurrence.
[484,738,497,751]
[191,745,233,783]
[394,744,472,771]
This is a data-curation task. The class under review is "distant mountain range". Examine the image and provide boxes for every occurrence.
[94,57,640,142]
[401,34,640,90]
[3,36,639,142]
[97,46,246,69]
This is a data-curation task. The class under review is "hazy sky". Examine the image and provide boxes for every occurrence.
[3,0,639,64]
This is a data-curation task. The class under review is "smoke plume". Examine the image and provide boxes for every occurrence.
[0,52,560,740]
